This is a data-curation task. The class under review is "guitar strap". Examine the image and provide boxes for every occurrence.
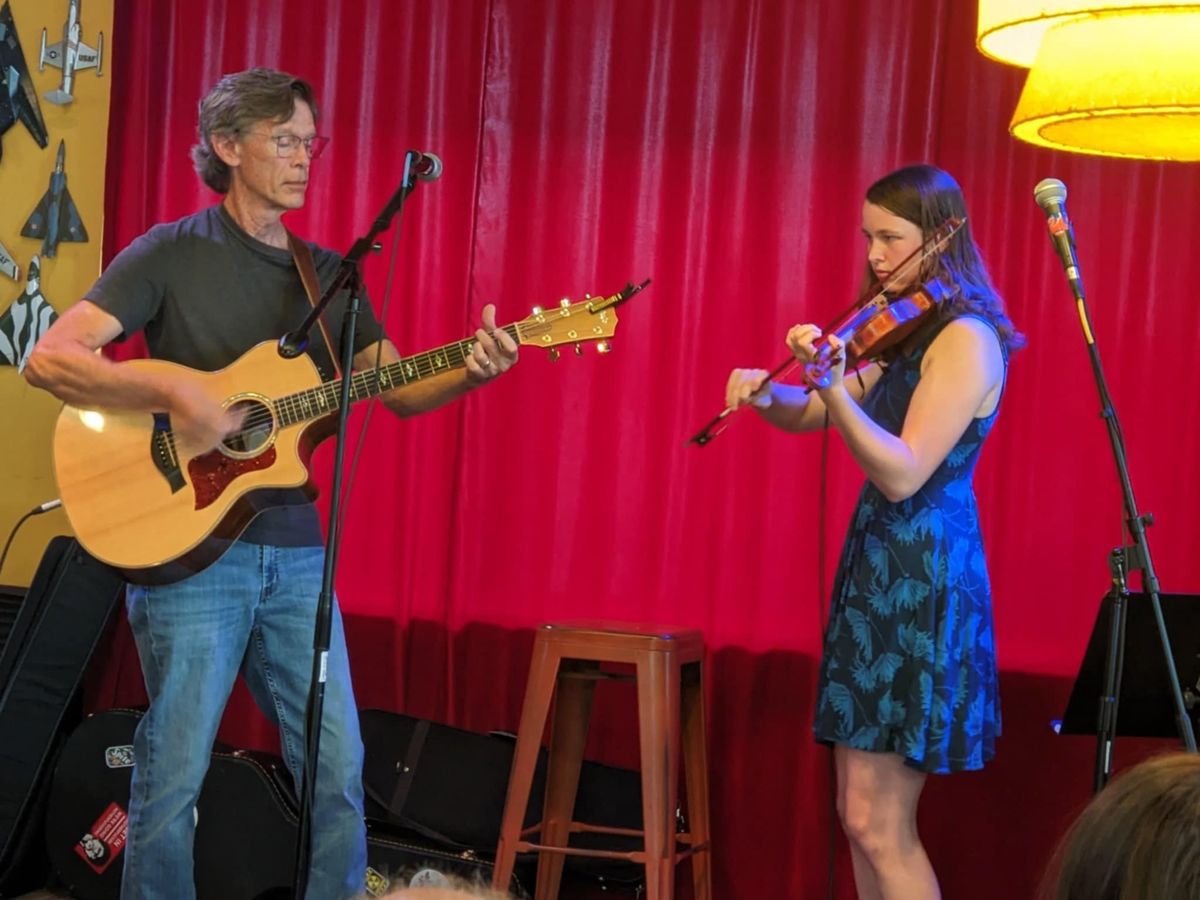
[365,717,469,848]
[287,231,343,379]
[389,718,430,820]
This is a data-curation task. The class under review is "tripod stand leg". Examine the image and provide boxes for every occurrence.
[1094,552,1129,793]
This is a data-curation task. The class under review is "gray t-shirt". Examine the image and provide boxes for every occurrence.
[86,204,384,546]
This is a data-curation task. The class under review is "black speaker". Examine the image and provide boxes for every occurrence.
[0,536,124,897]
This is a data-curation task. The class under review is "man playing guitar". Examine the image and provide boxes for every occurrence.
[25,67,519,899]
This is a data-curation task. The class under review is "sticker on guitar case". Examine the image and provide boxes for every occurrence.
[364,866,391,896]
[74,802,127,874]
[105,744,135,768]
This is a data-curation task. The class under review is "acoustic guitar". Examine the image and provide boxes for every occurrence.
[52,285,642,584]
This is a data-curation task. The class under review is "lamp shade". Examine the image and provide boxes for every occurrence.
[977,1,1199,67]
[1009,10,1200,160]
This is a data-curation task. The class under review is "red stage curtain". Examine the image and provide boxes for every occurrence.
[92,1,1200,896]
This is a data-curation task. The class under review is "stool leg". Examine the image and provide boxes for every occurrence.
[493,640,560,891]
[682,660,712,900]
[637,652,681,900]
[535,660,597,900]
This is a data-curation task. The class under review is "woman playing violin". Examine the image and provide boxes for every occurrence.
[726,164,1024,899]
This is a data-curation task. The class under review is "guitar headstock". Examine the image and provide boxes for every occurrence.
[514,279,649,359]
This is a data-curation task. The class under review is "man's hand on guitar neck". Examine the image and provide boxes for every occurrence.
[465,303,519,386]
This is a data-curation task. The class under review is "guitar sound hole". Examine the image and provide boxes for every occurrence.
[222,398,274,455]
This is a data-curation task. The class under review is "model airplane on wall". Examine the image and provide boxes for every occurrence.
[22,139,88,258]
[0,255,57,373]
[0,0,50,162]
[39,0,102,106]
[0,241,18,281]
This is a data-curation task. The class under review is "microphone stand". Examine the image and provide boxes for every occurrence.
[282,150,427,898]
[1048,214,1198,793]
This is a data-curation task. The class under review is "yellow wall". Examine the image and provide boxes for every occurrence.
[0,0,113,586]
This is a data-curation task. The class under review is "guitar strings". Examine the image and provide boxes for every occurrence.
[177,322,532,445]
[169,299,614,447]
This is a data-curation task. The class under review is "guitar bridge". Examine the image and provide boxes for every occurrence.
[151,413,186,493]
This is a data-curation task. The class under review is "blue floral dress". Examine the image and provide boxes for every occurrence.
[813,315,1004,773]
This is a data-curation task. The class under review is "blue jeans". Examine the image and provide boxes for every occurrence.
[121,543,366,900]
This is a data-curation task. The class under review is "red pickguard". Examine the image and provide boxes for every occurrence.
[188,448,277,511]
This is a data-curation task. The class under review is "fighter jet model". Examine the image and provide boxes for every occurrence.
[0,255,56,373]
[22,139,88,258]
[0,240,18,281]
[0,0,50,162]
[39,0,103,106]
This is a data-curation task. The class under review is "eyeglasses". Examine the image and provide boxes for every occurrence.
[245,131,331,160]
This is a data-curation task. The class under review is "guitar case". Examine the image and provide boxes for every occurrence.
[44,709,522,900]
[359,708,647,890]
[0,536,125,897]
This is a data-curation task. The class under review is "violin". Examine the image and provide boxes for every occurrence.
[803,273,954,389]
[689,216,964,446]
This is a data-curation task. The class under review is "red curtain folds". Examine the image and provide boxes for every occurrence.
[92,1,1200,897]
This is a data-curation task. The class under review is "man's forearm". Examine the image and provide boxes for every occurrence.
[378,368,477,418]
[25,343,179,411]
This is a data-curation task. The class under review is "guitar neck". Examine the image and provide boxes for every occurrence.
[274,323,521,427]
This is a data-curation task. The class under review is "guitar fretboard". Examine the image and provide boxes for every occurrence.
[273,323,522,427]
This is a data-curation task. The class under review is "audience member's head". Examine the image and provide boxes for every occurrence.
[1042,752,1200,900]
[381,890,508,900]
[370,871,511,900]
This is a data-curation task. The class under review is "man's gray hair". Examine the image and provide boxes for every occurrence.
[191,67,319,193]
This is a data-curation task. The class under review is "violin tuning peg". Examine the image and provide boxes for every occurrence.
[547,348,560,362]
[574,343,583,357]
[596,340,611,354]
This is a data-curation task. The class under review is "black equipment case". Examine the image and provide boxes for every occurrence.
[44,708,518,900]
[359,707,647,891]
[0,537,124,896]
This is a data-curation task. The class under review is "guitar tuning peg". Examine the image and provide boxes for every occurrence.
[574,343,583,357]
[548,348,560,362]
[596,341,611,354]
[532,305,544,316]
[584,292,592,299]
[560,297,571,309]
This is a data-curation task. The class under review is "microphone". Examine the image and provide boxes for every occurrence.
[409,150,443,182]
[1034,178,1085,297]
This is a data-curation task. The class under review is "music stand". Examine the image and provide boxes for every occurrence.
[1061,591,1200,750]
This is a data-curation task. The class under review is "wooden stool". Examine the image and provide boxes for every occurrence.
[492,621,712,900]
